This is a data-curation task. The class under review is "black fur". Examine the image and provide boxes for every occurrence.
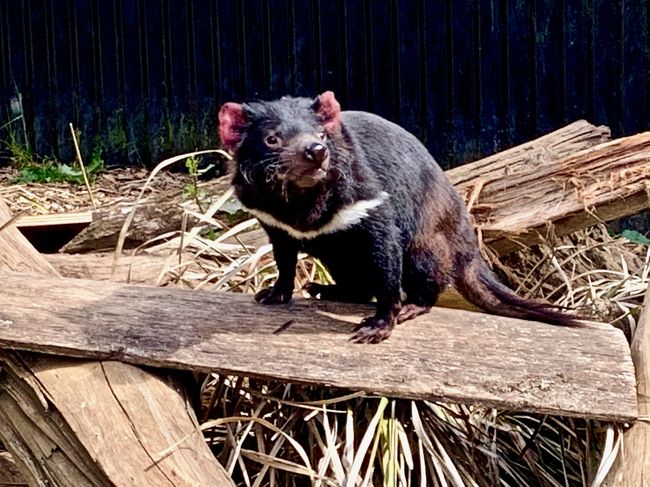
[219,93,581,343]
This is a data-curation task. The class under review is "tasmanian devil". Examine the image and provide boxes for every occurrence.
[218,91,580,343]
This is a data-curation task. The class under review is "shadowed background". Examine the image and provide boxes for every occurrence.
[0,0,648,168]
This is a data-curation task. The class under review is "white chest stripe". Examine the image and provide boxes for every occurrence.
[247,192,389,240]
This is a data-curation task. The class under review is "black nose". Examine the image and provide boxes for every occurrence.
[304,142,328,163]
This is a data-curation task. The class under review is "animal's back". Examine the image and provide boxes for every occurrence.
[340,111,472,249]
[339,111,444,184]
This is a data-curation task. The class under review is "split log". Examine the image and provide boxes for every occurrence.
[472,132,650,254]
[604,285,650,486]
[0,271,637,421]
[60,121,609,254]
[0,200,233,486]
[61,175,232,253]
[447,119,610,188]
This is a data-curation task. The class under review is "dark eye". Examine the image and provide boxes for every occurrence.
[317,131,326,141]
[264,134,281,147]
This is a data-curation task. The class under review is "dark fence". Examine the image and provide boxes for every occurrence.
[1,0,649,168]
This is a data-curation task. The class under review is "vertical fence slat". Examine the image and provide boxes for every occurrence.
[267,0,295,98]
[621,0,648,134]
[120,0,148,163]
[292,0,318,96]
[564,0,593,124]
[317,0,347,101]
[477,0,510,156]
[191,0,218,150]
[593,0,622,134]
[367,0,398,121]
[534,0,564,134]
[219,0,246,102]
[49,0,75,162]
[420,0,451,165]
[27,0,55,156]
[448,0,480,163]
[505,0,536,146]
[395,1,422,140]
[343,1,370,112]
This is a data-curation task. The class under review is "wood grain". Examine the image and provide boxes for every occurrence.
[447,119,611,188]
[47,251,180,284]
[0,271,636,421]
[14,210,94,228]
[470,132,650,253]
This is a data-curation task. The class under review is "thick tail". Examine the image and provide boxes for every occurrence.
[454,256,583,327]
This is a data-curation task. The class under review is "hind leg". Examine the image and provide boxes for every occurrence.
[398,249,443,324]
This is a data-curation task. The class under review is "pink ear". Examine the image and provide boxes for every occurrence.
[218,102,247,150]
[315,91,341,132]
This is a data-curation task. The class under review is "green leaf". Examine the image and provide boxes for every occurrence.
[621,229,650,246]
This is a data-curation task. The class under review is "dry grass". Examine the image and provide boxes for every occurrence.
[499,225,649,341]
[105,154,650,487]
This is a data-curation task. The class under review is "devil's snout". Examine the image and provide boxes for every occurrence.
[304,142,328,164]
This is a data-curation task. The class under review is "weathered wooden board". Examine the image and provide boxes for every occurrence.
[46,251,177,284]
[0,271,636,421]
[0,200,233,486]
[14,211,94,228]
[605,284,650,486]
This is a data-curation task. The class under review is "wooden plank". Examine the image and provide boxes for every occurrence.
[0,271,636,422]
[604,285,650,485]
[44,251,480,312]
[46,251,172,283]
[0,200,233,486]
[14,210,93,228]
[0,202,59,277]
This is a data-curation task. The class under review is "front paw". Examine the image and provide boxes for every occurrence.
[255,286,293,305]
[351,316,395,344]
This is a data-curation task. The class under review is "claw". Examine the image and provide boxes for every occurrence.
[255,287,292,305]
[350,317,394,344]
